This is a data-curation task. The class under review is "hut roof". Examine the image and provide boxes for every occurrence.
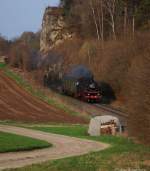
[92,115,120,125]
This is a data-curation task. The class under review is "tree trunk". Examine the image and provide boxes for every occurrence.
[124,2,128,37]
[101,0,104,43]
[104,0,117,40]
[132,15,135,39]
[111,15,116,40]
[96,0,104,43]
[90,0,100,41]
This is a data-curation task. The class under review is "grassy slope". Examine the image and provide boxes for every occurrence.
[1,66,88,120]
[0,131,51,153]
[6,125,150,171]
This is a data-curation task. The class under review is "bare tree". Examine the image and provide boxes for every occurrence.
[103,0,117,40]
[96,0,104,42]
[89,0,100,41]
[131,1,139,39]
[100,0,104,42]
[123,0,128,37]
[124,0,140,39]
[88,0,105,43]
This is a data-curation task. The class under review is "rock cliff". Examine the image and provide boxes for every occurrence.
[40,7,72,52]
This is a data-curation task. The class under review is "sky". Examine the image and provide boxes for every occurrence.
[0,0,60,40]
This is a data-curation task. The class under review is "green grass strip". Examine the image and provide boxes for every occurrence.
[0,131,51,153]
[0,63,6,69]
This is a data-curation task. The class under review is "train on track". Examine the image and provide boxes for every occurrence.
[61,65,102,103]
[62,75,102,103]
[43,65,102,103]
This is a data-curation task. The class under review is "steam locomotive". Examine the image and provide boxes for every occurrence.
[61,65,102,102]
[62,76,101,102]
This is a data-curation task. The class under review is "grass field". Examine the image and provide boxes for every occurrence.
[0,131,51,153]
[0,63,6,69]
[6,124,150,171]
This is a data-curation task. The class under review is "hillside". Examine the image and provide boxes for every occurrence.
[0,70,86,124]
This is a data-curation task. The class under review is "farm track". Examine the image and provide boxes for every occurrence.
[0,71,87,124]
[0,125,109,170]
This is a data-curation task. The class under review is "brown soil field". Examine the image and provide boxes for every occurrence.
[0,71,87,123]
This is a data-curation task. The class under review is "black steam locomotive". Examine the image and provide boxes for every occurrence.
[62,76,101,102]
[61,65,102,102]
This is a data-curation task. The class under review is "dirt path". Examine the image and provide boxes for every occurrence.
[0,125,109,170]
[0,71,87,123]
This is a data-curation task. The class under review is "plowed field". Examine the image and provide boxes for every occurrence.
[0,71,87,123]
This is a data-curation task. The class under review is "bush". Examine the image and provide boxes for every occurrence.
[9,43,30,71]
[0,35,10,56]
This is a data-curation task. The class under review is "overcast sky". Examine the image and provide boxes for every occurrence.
[0,0,60,40]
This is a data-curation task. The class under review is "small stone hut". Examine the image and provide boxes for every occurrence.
[88,115,122,136]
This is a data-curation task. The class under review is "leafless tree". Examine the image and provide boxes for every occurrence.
[88,0,105,43]
[123,0,128,37]
[96,0,104,42]
[89,0,100,41]
[103,0,117,40]
[100,0,104,42]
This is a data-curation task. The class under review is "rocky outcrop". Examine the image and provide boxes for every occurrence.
[40,7,72,52]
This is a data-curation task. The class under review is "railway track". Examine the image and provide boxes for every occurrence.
[92,103,128,127]
[94,104,128,118]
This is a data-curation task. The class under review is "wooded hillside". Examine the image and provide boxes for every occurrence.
[59,0,150,144]
[60,0,149,39]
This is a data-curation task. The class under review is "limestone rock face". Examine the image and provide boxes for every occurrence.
[40,7,72,52]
